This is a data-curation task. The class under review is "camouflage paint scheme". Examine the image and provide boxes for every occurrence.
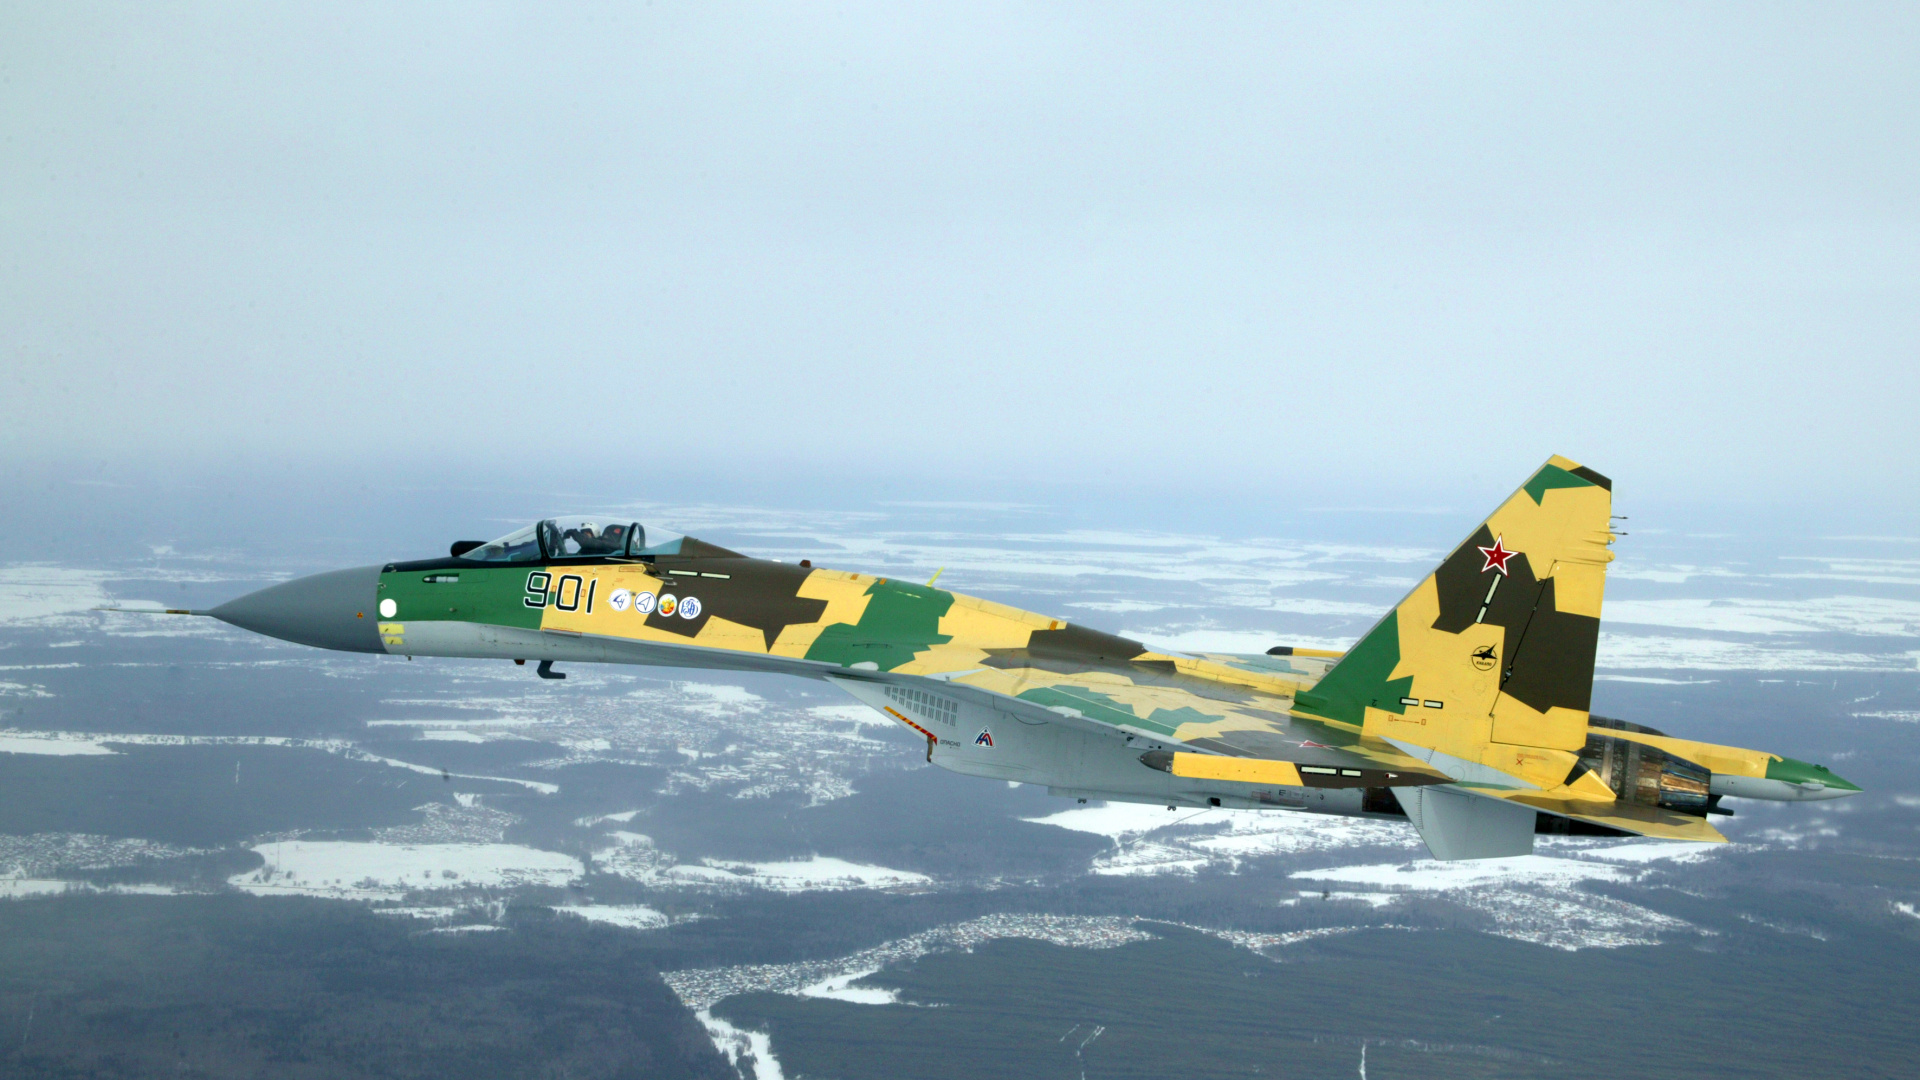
[363,458,1854,859]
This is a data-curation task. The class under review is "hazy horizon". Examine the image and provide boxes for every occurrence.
[6,3,1918,503]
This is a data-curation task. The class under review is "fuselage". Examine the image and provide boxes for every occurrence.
[196,518,1859,846]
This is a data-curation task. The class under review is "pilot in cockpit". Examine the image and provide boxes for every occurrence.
[462,518,673,563]
[561,523,628,556]
[564,525,605,556]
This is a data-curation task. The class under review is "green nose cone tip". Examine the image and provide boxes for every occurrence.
[1765,755,1862,795]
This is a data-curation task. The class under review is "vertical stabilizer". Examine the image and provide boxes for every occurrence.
[1293,457,1616,796]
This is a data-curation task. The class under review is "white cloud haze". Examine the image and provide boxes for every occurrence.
[3,3,1916,504]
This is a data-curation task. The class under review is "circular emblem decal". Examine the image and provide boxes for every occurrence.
[608,588,631,612]
[634,591,657,615]
[378,598,397,618]
[679,596,702,620]
[1471,644,1497,671]
[657,594,677,617]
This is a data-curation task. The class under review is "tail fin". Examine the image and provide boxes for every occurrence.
[1293,456,1616,793]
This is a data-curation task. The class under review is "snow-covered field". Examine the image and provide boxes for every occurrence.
[0,566,115,624]
[0,732,117,755]
[1024,802,1418,876]
[663,909,1432,1071]
[0,833,209,877]
[663,914,1156,1011]
[0,729,560,792]
[1597,635,1920,673]
[0,878,77,899]
[584,831,932,894]
[1603,596,1920,637]
[230,841,583,900]
[1290,845,1721,950]
[799,967,901,1005]
[1019,802,1721,950]
[552,904,673,930]
[670,856,931,892]
[357,680,911,808]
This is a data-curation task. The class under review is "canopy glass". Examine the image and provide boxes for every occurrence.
[458,518,686,562]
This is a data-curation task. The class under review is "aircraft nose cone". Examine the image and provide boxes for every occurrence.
[210,565,384,653]
[1766,756,1864,801]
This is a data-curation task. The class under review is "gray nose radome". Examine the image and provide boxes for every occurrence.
[210,565,385,653]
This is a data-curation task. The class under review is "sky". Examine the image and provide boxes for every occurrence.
[4,3,1917,509]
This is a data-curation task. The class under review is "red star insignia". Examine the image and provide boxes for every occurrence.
[1478,535,1517,576]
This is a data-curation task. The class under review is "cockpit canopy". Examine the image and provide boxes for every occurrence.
[458,517,687,563]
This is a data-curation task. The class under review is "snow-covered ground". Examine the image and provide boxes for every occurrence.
[0,878,180,899]
[663,914,1155,1011]
[1571,840,1723,864]
[586,832,930,894]
[552,904,673,930]
[695,1008,787,1080]
[0,833,209,877]
[0,729,560,792]
[0,733,117,755]
[0,566,115,624]
[665,903,1420,1078]
[670,856,931,892]
[229,841,583,900]
[798,967,901,1005]
[1024,802,1418,876]
[0,878,77,899]
[1603,596,1920,637]
[359,680,910,808]
[1290,845,1719,950]
[1298,853,1640,892]
[1596,635,1919,673]
[373,799,521,845]
[1001,811,1730,951]
[575,809,643,827]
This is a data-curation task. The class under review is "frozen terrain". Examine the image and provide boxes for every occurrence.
[2,500,1917,1078]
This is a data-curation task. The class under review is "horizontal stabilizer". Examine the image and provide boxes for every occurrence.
[1512,793,1728,844]
[1398,785,1536,860]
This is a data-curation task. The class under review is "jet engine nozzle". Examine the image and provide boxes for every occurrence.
[209,565,385,654]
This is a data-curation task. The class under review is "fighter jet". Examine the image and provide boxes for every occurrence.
[140,457,1858,860]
